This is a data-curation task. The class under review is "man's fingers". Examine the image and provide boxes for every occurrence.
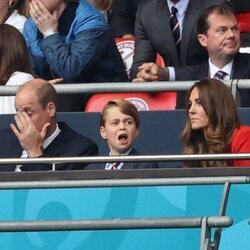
[36,0,51,16]
[40,123,51,140]
[132,78,145,82]
[138,62,155,71]
[10,124,21,139]
[17,112,29,128]
[14,113,24,132]
[49,78,63,84]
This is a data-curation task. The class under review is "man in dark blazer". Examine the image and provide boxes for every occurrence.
[133,4,250,108]
[130,0,225,80]
[0,79,98,172]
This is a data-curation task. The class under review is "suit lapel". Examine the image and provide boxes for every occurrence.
[232,53,249,79]
[157,0,180,65]
[43,123,68,156]
[122,148,138,170]
[181,0,202,64]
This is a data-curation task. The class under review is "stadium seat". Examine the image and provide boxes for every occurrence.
[115,37,135,76]
[236,13,250,32]
[84,38,177,112]
[84,92,177,112]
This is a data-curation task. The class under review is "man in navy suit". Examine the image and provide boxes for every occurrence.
[0,79,98,171]
[133,4,250,108]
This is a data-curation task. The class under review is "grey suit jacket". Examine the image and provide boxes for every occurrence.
[130,0,225,79]
[85,148,159,170]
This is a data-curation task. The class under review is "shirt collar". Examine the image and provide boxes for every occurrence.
[42,123,61,150]
[167,0,190,17]
[209,58,234,79]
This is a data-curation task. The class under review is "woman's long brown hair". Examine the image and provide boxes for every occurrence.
[182,78,241,167]
[0,24,33,85]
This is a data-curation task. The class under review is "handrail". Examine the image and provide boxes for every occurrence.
[0,216,232,232]
[1,153,250,165]
[0,216,232,250]
[0,176,249,190]
[0,80,249,95]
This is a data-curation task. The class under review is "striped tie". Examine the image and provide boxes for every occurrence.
[111,162,119,170]
[169,6,181,54]
[214,70,227,80]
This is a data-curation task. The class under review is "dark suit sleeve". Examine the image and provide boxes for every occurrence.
[148,161,159,168]
[130,0,157,80]
[108,0,139,37]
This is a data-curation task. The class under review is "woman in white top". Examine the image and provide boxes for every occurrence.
[0,24,34,114]
[0,0,28,33]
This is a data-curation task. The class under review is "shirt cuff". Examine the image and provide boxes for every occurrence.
[168,67,176,81]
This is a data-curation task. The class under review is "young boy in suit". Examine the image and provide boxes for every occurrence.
[86,99,158,170]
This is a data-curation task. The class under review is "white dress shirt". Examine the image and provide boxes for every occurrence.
[5,10,27,33]
[209,58,234,80]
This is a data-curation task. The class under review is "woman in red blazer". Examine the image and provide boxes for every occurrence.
[182,78,250,167]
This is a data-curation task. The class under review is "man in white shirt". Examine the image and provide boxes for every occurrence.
[133,4,250,108]
[0,79,98,171]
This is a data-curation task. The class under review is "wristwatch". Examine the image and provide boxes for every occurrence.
[43,29,59,38]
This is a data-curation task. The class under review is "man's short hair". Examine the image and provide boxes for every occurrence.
[18,80,57,109]
[197,4,235,35]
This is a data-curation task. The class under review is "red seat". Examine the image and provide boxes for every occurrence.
[84,92,177,112]
[115,37,135,76]
[236,13,250,32]
[84,38,177,112]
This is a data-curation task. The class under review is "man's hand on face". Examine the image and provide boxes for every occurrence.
[29,0,59,36]
[10,111,50,157]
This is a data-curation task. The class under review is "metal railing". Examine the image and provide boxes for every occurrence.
[0,154,248,249]
[0,80,250,98]
[0,216,232,250]
[1,153,250,166]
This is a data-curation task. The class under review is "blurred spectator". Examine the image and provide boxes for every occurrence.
[108,0,140,38]
[0,24,34,114]
[130,0,226,80]
[85,99,158,170]
[88,0,112,11]
[23,0,128,111]
[0,79,98,172]
[88,0,112,19]
[228,0,250,49]
[182,78,250,168]
[0,0,28,33]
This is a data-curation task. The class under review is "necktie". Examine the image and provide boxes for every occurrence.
[169,6,181,54]
[214,70,227,80]
[111,162,120,170]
